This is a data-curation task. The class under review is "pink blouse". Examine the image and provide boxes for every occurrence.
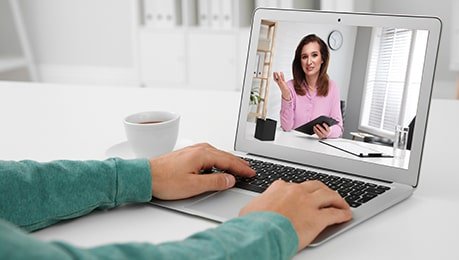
[280,79,343,138]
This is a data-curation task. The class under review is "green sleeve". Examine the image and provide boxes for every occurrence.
[0,159,299,259]
[0,211,298,260]
[0,158,152,231]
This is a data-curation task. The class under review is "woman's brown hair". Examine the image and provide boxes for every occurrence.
[292,34,330,96]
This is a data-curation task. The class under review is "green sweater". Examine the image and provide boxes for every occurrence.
[0,158,298,259]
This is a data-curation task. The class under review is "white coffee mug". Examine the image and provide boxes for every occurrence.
[124,111,180,158]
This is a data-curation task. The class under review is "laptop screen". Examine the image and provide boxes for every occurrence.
[235,9,441,186]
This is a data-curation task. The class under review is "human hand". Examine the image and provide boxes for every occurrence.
[273,72,291,101]
[149,143,255,200]
[313,123,330,139]
[239,180,352,250]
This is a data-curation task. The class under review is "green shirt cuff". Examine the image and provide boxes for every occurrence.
[226,211,299,259]
[242,212,298,252]
[114,158,152,205]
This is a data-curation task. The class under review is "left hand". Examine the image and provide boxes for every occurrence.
[149,143,256,200]
[239,180,352,250]
[313,123,330,139]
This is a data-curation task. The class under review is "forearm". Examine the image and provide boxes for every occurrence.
[328,124,343,138]
[0,158,152,232]
[280,99,295,131]
[153,212,298,259]
[328,83,343,138]
[0,212,298,260]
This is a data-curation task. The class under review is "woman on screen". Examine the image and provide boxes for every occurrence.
[273,34,343,139]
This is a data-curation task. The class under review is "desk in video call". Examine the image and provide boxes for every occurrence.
[245,122,410,169]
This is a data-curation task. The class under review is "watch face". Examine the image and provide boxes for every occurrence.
[328,30,343,50]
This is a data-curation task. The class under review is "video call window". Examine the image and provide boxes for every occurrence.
[245,19,430,170]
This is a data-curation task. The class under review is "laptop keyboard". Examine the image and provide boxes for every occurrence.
[235,157,391,208]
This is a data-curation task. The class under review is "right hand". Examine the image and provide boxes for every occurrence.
[273,72,291,101]
[150,143,255,200]
[313,123,331,139]
[239,180,352,250]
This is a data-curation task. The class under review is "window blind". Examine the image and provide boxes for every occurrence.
[362,27,413,136]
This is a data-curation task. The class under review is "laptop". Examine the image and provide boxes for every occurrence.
[151,8,441,246]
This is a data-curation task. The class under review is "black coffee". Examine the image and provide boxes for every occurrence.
[139,121,163,124]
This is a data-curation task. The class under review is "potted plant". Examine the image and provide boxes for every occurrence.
[247,87,263,122]
[249,87,277,141]
[250,90,262,105]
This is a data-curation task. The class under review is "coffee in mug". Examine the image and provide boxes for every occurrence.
[139,121,164,124]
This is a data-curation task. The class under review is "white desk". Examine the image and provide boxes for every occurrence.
[245,122,410,168]
[1,81,458,259]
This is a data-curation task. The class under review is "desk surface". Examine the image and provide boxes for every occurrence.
[245,122,409,168]
[1,81,458,259]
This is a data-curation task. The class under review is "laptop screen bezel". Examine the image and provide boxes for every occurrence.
[234,8,441,187]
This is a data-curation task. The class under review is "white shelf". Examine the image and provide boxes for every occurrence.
[136,0,320,90]
[0,56,27,73]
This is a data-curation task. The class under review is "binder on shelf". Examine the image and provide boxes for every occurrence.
[205,0,234,29]
[320,0,354,11]
[257,52,265,78]
[220,0,233,29]
[255,0,279,8]
[254,53,260,77]
[198,0,210,27]
[210,0,221,29]
[143,0,179,28]
[278,0,294,8]
[143,0,157,28]
[160,0,178,28]
[256,0,295,8]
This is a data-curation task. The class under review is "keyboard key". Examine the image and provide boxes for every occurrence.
[235,182,265,193]
[364,187,387,195]
[347,201,362,208]
[378,185,391,190]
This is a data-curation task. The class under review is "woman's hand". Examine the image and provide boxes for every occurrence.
[273,72,291,101]
[313,123,330,139]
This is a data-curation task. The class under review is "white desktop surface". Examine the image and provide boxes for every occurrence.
[1,81,458,259]
[245,122,410,168]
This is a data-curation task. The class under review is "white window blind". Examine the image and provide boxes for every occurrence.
[360,27,425,138]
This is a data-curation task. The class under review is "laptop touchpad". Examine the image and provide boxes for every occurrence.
[185,190,255,221]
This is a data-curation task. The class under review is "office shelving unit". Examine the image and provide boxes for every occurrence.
[137,0,254,90]
[249,20,277,120]
[136,0,319,91]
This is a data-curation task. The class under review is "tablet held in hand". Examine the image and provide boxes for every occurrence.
[294,116,338,135]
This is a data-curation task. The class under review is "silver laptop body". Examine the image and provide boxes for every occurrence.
[151,8,441,246]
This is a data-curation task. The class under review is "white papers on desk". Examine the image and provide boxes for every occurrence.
[320,139,392,157]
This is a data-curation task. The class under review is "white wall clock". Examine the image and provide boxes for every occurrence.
[328,30,343,50]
